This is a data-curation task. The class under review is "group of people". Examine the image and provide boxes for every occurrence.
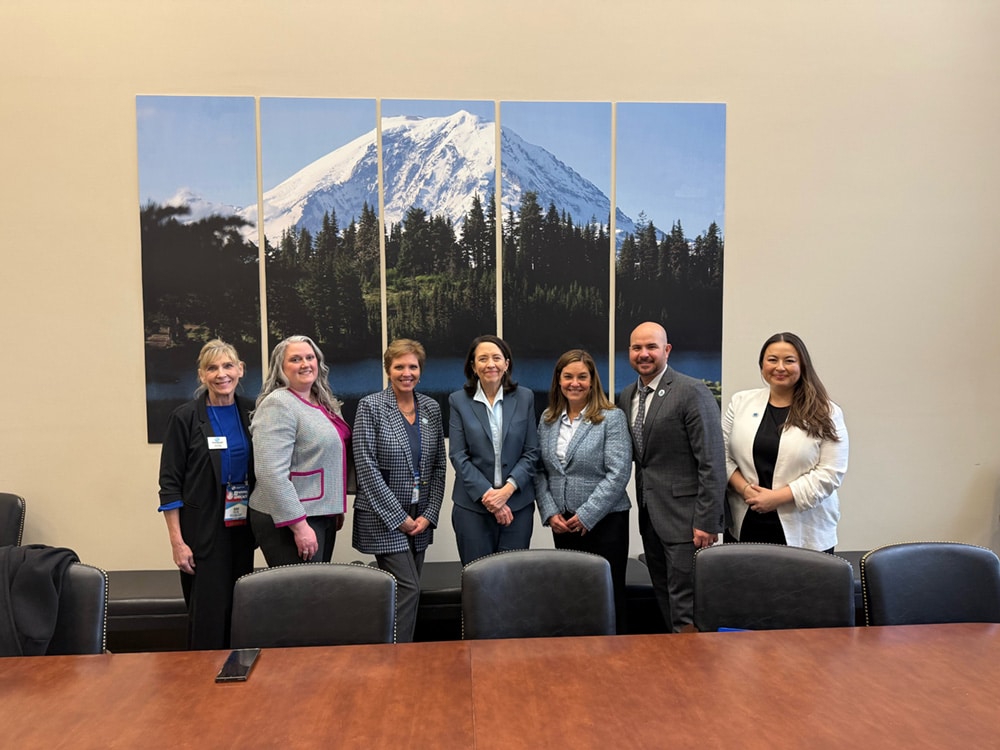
[158,322,848,649]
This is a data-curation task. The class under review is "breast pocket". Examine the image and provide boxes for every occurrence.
[290,468,325,502]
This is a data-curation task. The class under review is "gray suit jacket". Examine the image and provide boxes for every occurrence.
[448,385,538,514]
[534,407,632,531]
[352,387,446,556]
[249,389,348,525]
[618,367,726,543]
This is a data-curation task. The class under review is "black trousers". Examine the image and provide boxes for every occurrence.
[179,522,254,650]
[552,509,630,634]
[250,509,338,567]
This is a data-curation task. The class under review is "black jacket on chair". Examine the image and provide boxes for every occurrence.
[0,544,79,656]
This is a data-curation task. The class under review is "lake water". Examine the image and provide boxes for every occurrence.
[145,350,720,441]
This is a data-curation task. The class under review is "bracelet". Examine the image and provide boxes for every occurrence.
[741,482,751,496]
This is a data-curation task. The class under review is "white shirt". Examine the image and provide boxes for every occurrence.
[555,410,584,464]
[630,367,667,426]
[472,381,505,488]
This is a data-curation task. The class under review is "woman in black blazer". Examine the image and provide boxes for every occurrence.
[157,340,256,650]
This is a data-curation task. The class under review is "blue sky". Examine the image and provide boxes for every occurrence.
[136,96,257,207]
[616,102,726,236]
[136,97,725,237]
[260,98,376,190]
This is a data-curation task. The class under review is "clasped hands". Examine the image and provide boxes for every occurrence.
[742,483,783,514]
[482,486,515,527]
[549,513,586,535]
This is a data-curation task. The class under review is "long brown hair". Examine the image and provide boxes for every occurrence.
[542,349,614,425]
[759,332,839,441]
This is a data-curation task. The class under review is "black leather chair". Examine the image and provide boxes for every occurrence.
[861,542,1000,626]
[693,544,855,631]
[0,493,26,547]
[48,563,108,655]
[461,549,615,639]
[230,563,397,648]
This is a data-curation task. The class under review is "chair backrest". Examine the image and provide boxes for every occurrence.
[461,549,615,640]
[861,542,1000,626]
[230,563,397,648]
[0,493,26,547]
[48,563,108,655]
[694,544,855,631]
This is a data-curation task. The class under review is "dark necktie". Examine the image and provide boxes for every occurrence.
[634,385,652,454]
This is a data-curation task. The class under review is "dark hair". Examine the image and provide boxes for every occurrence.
[462,335,518,396]
[758,332,839,441]
[542,349,615,425]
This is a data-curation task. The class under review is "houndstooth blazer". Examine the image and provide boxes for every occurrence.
[248,388,349,526]
[351,387,446,556]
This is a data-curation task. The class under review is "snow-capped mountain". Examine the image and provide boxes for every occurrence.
[164,188,245,225]
[236,110,635,245]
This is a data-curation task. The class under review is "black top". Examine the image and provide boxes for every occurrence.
[740,403,789,544]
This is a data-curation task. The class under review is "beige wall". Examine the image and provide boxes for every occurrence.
[2,1,998,570]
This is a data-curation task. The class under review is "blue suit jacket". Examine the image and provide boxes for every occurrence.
[534,407,633,531]
[448,385,538,514]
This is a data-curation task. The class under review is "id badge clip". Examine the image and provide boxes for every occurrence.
[224,481,250,527]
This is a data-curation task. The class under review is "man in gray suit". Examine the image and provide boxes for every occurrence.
[618,322,726,632]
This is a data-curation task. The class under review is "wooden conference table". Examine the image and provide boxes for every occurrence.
[3,623,998,749]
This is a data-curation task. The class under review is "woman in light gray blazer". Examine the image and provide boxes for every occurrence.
[249,335,351,566]
[535,349,632,633]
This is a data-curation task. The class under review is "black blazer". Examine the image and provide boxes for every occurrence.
[157,395,256,556]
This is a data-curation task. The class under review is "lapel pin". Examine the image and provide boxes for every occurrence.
[657,389,665,397]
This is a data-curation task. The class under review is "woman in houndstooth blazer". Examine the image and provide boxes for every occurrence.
[249,336,352,567]
[352,339,446,643]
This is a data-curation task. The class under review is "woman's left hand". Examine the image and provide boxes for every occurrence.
[405,516,431,536]
[563,513,587,535]
[493,506,513,526]
[745,487,788,514]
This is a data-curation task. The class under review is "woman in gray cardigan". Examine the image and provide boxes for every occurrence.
[535,349,633,633]
[249,335,351,566]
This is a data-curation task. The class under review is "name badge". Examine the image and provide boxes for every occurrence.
[207,436,228,450]
[224,482,250,527]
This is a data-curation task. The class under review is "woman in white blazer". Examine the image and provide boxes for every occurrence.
[723,332,848,552]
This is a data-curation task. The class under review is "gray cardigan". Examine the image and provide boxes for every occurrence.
[534,407,632,531]
[249,388,349,526]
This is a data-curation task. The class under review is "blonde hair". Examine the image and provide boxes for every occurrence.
[194,339,243,397]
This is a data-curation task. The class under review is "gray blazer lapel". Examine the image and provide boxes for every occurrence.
[563,420,593,466]
[540,419,565,476]
[643,369,674,425]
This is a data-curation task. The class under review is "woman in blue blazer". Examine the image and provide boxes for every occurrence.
[448,335,538,565]
[535,349,632,633]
